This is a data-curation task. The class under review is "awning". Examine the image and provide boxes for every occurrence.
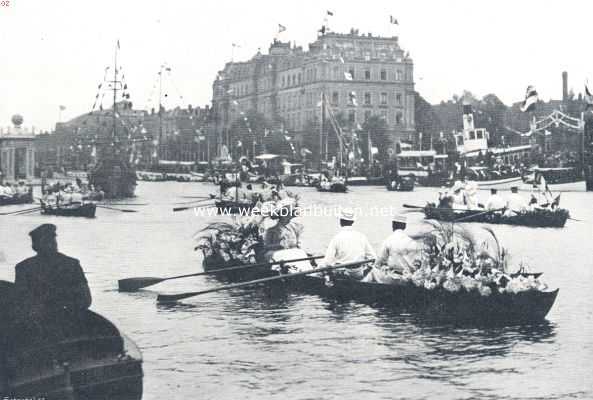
[158,160,195,166]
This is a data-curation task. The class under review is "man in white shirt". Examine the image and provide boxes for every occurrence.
[485,188,506,212]
[505,186,528,216]
[324,208,376,279]
[362,214,418,284]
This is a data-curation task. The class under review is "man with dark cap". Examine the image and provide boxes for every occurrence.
[13,224,92,322]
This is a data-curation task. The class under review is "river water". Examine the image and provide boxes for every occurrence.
[1,182,592,400]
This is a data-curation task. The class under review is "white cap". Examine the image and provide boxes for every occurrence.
[452,181,464,192]
[339,207,356,222]
[392,214,407,224]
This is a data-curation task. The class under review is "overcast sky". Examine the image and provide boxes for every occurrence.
[0,0,590,131]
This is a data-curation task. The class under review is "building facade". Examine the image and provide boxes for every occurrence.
[0,117,36,183]
[212,30,415,161]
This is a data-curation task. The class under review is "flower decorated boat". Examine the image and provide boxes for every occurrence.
[0,281,143,400]
[41,202,97,218]
[423,204,569,228]
[281,222,558,324]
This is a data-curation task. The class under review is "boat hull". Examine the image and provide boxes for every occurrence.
[41,203,97,218]
[0,192,34,207]
[423,206,569,228]
[0,282,143,400]
[316,183,348,193]
[285,275,558,324]
[474,177,586,192]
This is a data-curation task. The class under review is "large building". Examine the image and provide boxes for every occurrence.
[212,30,416,161]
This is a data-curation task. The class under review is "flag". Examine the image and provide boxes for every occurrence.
[59,105,66,111]
[233,100,239,106]
[520,85,538,112]
[344,72,353,81]
[237,140,242,147]
[339,56,345,64]
[284,135,291,141]
[319,25,326,35]
[390,15,398,25]
[264,128,270,137]
[232,43,241,48]
[585,83,593,106]
[327,10,334,16]
[278,24,286,33]
[117,39,120,49]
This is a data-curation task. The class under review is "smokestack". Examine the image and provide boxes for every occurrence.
[562,71,568,102]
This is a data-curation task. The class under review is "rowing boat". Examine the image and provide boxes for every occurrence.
[198,248,558,324]
[285,274,558,324]
[41,203,97,218]
[0,281,143,400]
[385,177,415,192]
[0,191,33,206]
[423,205,569,228]
[316,182,348,193]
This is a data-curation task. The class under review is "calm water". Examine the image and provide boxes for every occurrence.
[1,182,592,400]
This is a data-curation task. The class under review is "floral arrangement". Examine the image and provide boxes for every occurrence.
[400,222,548,296]
[195,192,300,267]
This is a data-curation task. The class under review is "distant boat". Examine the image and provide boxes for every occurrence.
[40,202,97,218]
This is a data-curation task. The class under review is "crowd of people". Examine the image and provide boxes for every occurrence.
[0,181,31,201]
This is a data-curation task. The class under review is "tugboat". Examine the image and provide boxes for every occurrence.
[87,42,137,199]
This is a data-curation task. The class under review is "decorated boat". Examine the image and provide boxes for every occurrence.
[423,204,569,228]
[284,274,557,323]
[41,202,97,218]
[214,199,256,215]
[0,281,143,400]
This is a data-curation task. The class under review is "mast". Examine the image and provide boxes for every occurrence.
[158,65,164,162]
[319,91,324,172]
[112,42,118,142]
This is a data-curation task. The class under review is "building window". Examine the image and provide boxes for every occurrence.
[381,92,387,105]
[331,91,339,106]
[364,110,371,121]
[298,73,302,84]
[396,70,403,81]
[349,68,355,80]
[396,93,402,106]
[282,76,285,87]
[365,69,371,80]
[364,92,371,105]
[380,110,388,121]
[380,69,387,80]
[396,112,403,125]
[348,110,356,123]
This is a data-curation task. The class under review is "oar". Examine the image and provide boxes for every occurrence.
[180,195,215,199]
[100,202,149,206]
[452,208,505,223]
[403,204,425,209]
[156,258,375,303]
[173,198,215,205]
[173,203,215,212]
[0,206,41,216]
[96,205,138,213]
[119,254,324,292]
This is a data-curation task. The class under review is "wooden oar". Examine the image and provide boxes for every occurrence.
[180,195,215,199]
[403,204,425,209]
[156,258,374,303]
[119,254,324,292]
[173,198,215,205]
[96,205,138,213]
[173,203,215,212]
[100,202,149,206]
[452,208,505,223]
[0,206,41,216]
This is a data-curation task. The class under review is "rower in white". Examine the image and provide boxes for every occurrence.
[505,186,528,216]
[485,188,506,212]
[362,214,419,284]
[324,208,376,280]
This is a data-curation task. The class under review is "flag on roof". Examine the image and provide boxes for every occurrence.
[585,83,593,107]
[344,72,353,81]
[327,10,334,16]
[520,85,538,112]
[390,15,398,25]
[349,92,358,106]
[278,24,286,33]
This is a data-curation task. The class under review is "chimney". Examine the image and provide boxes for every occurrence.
[562,71,568,102]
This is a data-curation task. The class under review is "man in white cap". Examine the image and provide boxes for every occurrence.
[362,214,418,284]
[505,186,528,216]
[485,188,506,212]
[324,207,376,279]
[263,198,303,257]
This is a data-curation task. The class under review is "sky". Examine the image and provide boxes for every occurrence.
[0,0,591,132]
